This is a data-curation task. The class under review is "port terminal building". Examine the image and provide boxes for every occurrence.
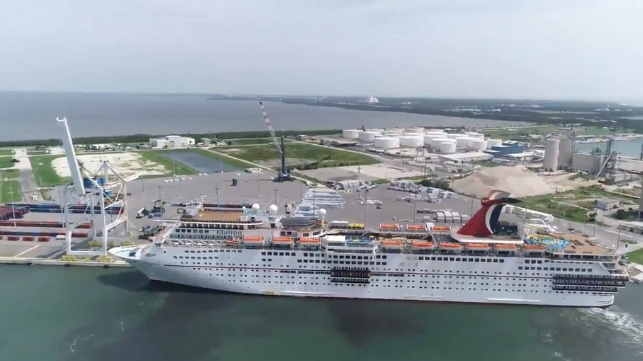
[149,135,195,149]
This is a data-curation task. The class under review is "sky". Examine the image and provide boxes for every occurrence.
[0,0,641,101]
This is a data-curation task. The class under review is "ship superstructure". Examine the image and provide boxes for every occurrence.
[110,191,627,307]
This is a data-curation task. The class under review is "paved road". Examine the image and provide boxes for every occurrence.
[11,148,41,202]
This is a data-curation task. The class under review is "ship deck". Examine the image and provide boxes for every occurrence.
[182,210,245,222]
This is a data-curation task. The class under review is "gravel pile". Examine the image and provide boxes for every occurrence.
[453,165,555,198]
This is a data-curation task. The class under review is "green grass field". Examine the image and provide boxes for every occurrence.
[0,156,15,169]
[214,142,377,168]
[0,179,21,203]
[138,150,198,175]
[0,149,15,156]
[627,248,643,264]
[519,186,637,223]
[192,149,258,169]
[30,155,68,186]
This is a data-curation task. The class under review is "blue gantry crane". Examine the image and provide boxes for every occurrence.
[259,101,293,182]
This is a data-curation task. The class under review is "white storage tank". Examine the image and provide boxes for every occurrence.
[358,131,379,142]
[423,134,443,144]
[470,139,488,151]
[403,132,424,137]
[405,127,425,134]
[342,129,361,139]
[431,138,450,149]
[445,133,460,139]
[400,135,424,147]
[456,137,473,148]
[374,136,399,149]
[486,138,502,148]
[386,128,405,135]
[558,137,574,167]
[365,128,384,135]
[440,141,457,154]
[544,138,560,171]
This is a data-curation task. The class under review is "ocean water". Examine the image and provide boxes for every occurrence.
[0,92,517,141]
[576,138,643,159]
[1,266,642,361]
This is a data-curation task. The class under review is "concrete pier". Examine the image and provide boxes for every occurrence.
[0,257,131,268]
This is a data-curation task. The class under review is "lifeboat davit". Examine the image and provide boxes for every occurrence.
[225,239,239,245]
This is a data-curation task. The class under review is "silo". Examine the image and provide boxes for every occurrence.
[456,137,473,148]
[358,131,378,142]
[440,141,457,154]
[342,129,360,139]
[544,138,560,171]
[471,139,488,151]
[374,137,399,149]
[486,139,502,149]
[431,138,450,149]
[558,137,574,167]
[400,135,424,147]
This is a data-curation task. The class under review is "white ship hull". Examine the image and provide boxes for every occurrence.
[113,246,615,308]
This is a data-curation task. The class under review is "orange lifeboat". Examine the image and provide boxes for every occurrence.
[439,242,462,249]
[407,225,427,231]
[243,236,264,242]
[273,237,294,243]
[494,243,517,250]
[431,226,451,232]
[411,240,435,248]
[299,238,321,245]
[225,239,239,245]
[466,243,490,249]
[523,244,546,250]
[380,224,401,231]
[381,238,403,247]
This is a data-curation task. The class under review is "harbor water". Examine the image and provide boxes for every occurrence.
[0,92,518,142]
[0,266,642,361]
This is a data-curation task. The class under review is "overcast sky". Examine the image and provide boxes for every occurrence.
[1,0,641,100]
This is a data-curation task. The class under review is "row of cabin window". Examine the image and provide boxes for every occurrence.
[519,266,593,272]
[293,259,388,266]
[418,256,505,263]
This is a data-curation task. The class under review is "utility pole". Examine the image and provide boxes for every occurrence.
[274,188,278,205]
[364,189,368,227]
[157,186,163,224]
[8,186,16,227]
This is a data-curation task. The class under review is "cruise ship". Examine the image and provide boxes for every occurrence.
[110,191,628,307]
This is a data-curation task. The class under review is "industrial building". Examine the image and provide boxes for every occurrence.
[485,141,524,157]
[596,199,619,211]
[438,152,492,163]
[149,135,195,149]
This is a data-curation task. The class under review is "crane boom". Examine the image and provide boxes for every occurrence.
[259,101,282,154]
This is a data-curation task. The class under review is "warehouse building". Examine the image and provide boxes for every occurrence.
[485,141,525,157]
[149,135,195,149]
[438,152,492,163]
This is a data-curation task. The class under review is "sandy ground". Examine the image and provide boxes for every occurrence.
[52,152,166,179]
[541,173,599,192]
